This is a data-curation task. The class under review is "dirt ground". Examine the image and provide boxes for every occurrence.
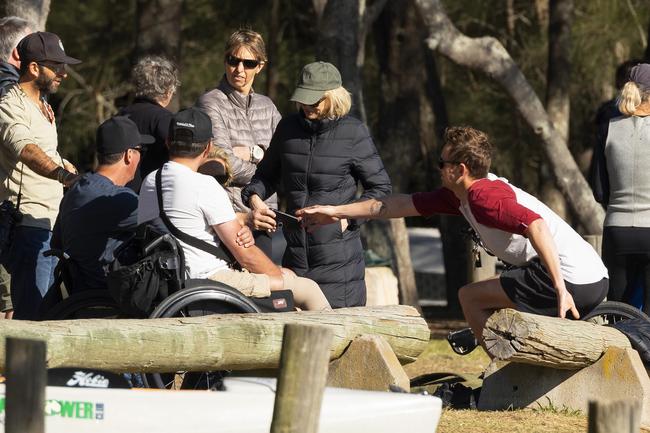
[410,325,592,433]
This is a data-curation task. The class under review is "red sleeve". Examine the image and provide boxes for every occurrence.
[412,188,461,217]
[468,180,541,235]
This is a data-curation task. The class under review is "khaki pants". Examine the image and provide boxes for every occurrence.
[207,268,331,310]
[0,264,11,312]
[208,268,271,298]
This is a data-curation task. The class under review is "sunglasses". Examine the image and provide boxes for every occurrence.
[225,55,261,70]
[438,156,461,169]
[305,97,325,108]
[38,62,66,74]
[131,146,146,155]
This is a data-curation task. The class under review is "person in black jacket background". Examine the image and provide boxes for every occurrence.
[242,61,391,308]
[119,55,179,192]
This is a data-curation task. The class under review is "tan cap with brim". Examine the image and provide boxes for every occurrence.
[290,61,342,105]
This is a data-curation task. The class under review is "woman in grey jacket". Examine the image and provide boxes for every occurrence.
[242,62,392,308]
[596,63,650,309]
[195,29,280,256]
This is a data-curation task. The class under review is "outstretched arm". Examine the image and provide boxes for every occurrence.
[297,194,420,231]
[526,218,579,319]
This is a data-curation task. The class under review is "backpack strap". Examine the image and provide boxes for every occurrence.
[155,167,238,267]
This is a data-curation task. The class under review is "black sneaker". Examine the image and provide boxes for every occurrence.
[447,328,478,355]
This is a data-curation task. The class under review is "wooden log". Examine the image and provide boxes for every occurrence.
[483,308,631,369]
[588,399,641,433]
[5,338,46,433]
[0,306,429,373]
[271,324,333,433]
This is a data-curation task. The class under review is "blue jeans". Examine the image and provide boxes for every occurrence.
[3,226,57,320]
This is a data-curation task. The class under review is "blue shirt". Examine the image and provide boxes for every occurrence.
[52,172,138,291]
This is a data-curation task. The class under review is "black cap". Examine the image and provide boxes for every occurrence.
[17,31,81,65]
[630,63,650,89]
[169,107,213,143]
[96,116,154,155]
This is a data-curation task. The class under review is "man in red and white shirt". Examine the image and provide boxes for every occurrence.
[298,126,608,344]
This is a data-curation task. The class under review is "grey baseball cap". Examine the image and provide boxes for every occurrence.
[290,61,342,105]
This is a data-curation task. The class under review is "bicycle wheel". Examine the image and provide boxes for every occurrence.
[582,300,650,325]
[40,290,121,320]
[143,282,262,390]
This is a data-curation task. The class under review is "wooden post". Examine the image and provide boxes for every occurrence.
[270,324,333,433]
[588,399,641,433]
[5,337,46,433]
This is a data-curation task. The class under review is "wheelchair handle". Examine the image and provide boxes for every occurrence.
[143,233,179,256]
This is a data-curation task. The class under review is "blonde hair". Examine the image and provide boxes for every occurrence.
[206,146,233,186]
[618,81,650,116]
[299,86,352,120]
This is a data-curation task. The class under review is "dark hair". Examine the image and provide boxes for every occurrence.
[0,16,31,62]
[131,55,180,102]
[168,133,210,158]
[97,151,125,166]
[443,126,492,178]
[224,29,267,62]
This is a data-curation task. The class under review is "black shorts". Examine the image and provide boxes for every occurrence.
[500,259,608,317]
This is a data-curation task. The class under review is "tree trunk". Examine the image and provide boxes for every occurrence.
[314,0,387,123]
[646,18,650,61]
[368,0,451,312]
[314,0,421,309]
[0,0,50,31]
[483,308,630,369]
[546,0,572,141]
[0,306,429,373]
[134,0,183,111]
[265,0,281,102]
[414,0,605,235]
[540,0,573,220]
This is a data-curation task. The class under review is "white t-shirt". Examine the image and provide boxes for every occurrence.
[412,174,608,285]
[138,161,236,278]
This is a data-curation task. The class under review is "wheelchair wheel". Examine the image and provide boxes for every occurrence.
[582,300,650,325]
[40,290,121,320]
[143,281,262,390]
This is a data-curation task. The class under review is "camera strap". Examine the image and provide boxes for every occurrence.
[154,167,238,267]
[15,163,23,211]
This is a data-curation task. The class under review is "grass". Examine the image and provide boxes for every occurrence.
[407,338,590,433]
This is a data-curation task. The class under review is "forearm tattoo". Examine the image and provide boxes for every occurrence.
[19,143,60,179]
[369,199,388,217]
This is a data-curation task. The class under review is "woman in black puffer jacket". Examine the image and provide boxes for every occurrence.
[241,62,391,308]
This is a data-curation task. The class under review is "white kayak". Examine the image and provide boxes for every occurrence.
[0,378,442,433]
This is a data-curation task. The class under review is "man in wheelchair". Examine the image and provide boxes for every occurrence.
[51,116,154,292]
[137,108,330,311]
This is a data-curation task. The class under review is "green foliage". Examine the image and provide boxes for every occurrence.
[46,0,649,200]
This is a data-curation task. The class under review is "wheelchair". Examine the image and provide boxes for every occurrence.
[39,224,294,390]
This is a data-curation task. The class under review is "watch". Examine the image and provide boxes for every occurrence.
[250,145,265,164]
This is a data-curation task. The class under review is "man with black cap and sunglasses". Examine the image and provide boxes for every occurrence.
[138,108,330,310]
[51,116,154,293]
[0,31,81,319]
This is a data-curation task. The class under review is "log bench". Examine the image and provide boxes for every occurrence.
[0,305,429,392]
[479,308,650,427]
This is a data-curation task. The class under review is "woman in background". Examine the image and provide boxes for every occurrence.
[596,63,650,311]
[119,55,179,192]
[195,29,280,257]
